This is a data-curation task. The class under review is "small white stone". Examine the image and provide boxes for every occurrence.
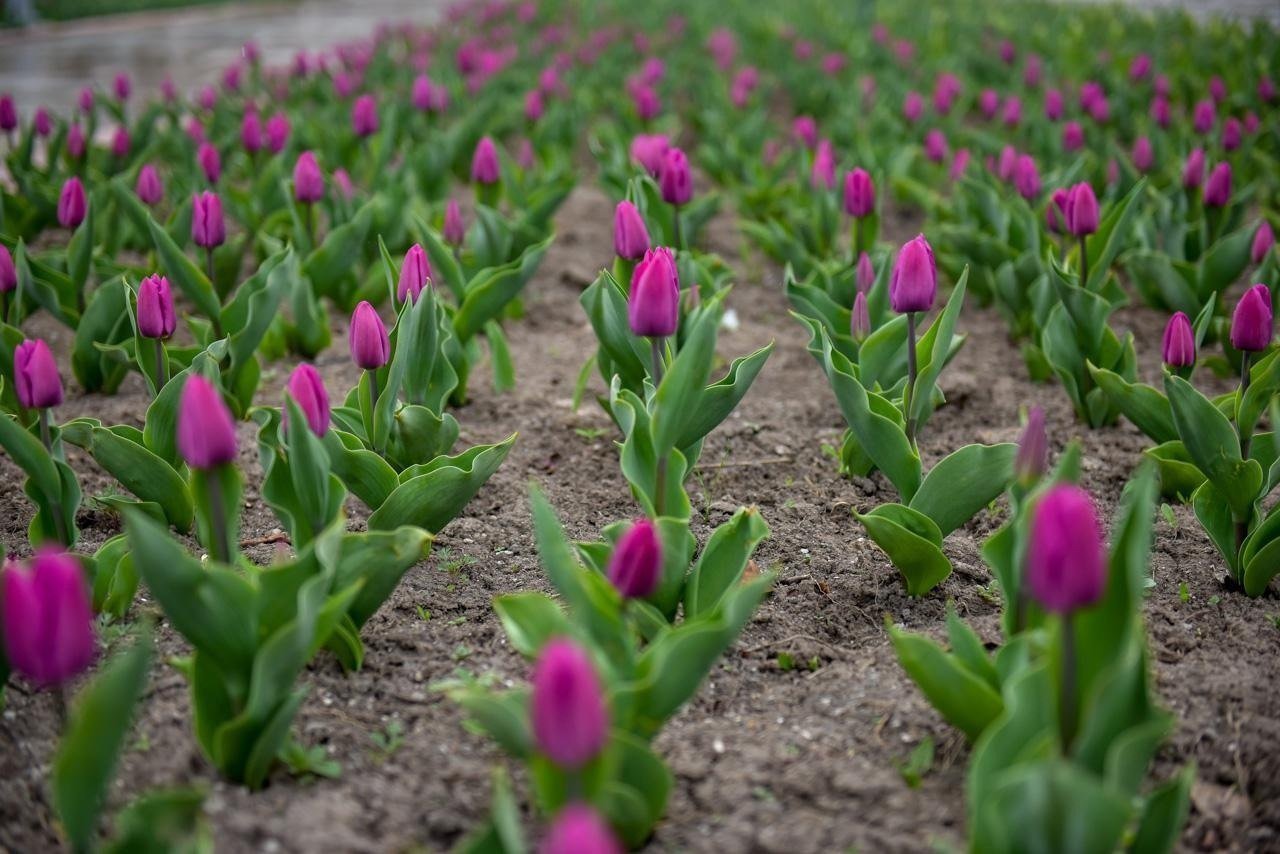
[720,309,740,332]
[712,738,725,754]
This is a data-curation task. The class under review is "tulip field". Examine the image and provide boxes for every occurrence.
[1,0,1279,851]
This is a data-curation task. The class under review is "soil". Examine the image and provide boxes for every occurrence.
[1,184,1278,853]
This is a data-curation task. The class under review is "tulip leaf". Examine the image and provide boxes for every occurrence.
[1130,766,1194,854]
[72,277,131,394]
[887,617,1003,741]
[323,429,399,509]
[601,731,672,848]
[1088,364,1178,444]
[651,305,717,455]
[909,271,967,430]
[302,200,373,298]
[86,424,193,532]
[683,506,769,620]
[1238,350,1280,440]
[495,592,572,657]
[581,270,650,395]
[367,435,515,532]
[1197,226,1254,300]
[452,688,533,759]
[1084,178,1145,291]
[857,504,952,596]
[1142,441,1205,502]
[909,442,1016,536]
[1165,374,1262,520]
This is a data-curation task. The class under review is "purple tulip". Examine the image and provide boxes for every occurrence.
[843,169,875,218]
[197,142,222,185]
[950,148,971,182]
[1002,96,1022,128]
[285,363,330,436]
[1230,284,1272,352]
[630,134,669,177]
[1132,137,1154,173]
[1161,312,1195,368]
[412,75,433,111]
[607,518,661,598]
[1253,222,1275,265]
[890,234,937,314]
[266,114,290,154]
[530,639,609,768]
[1062,121,1084,152]
[1193,99,1216,135]
[352,95,379,137]
[1150,96,1171,128]
[1044,88,1063,121]
[1066,183,1099,237]
[14,339,63,410]
[810,139,836,190]
[444,199,466,247]
[78,87,94,114]
[856,252,874,293]
[241,111,263,154]
[332,169,354,200]
[613,201,650,261]
[160,76,177,103]
[516,139,536,171]
[996,146,1018,182]
[1024,54,1043,88]
[903,91,923,123]
[294,151,325,204]
[851,291,870,343]
[999,39,1015,64]
[0,94,15,132]
[792,115,817,150]
[1047,189,1070,234]
[1014,155,1041,200]
[1129,54,1152,81]
[1209,76,1226,103]
[1028,485,1106,614]
[2,551,96,688]
[540,804,622,854]
[630,85,660,121]
[192,191,226,249]
[978,89,999,120]
[628,247,679,338]
[1015,407,1047,486]
[137,274,176,339]
[111,126,130,159]
[33,107,51,137]
[177,375,237,469]
[1204,162,1232,208]
[67,123,86,159]
[923,129,948,163]
[398,244,432,303]
[524,89,545,123]
[659,147,692,206]
[57,177,86,229]
[1222,118,1242,152]
[471,136,501,185]
[0,245,15,293]
[135,164,164,207]
[1261,75,1277,103]
[349,301,390,369]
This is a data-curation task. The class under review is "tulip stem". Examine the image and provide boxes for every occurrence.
[672,206,683,251]
[205,248,215,291]
[651,337,667,517]
[904,312,918,448]
[205,470,232,565]
[1235,353,1254,559]
[305,203,316,250]
[40,408,70,545]
[1078,236,1089,290]
[1059,613,1078,751]
[0,291,7,326]
[852,218,861,258]
[154,338,168,393]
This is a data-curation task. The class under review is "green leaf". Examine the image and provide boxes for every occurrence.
[366,435,515,532]
[908,443,1015,536]
[85,425,193,531]
[494,593,572,657]
[909,272,967,430]
[887,617,1003,741]
[857,504,951,596]
[1088,364,1177,444]
[1165,374,1262,520]
[683,506,769,619]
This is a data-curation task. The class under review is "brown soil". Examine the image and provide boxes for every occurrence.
[1,185,1278,853]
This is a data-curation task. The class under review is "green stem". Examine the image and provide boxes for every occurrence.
[1060,613,1078,751]
[852,217,861,259]
[904,312,919,448]
[367,369,382,453]
[1078,236,1089,290]
[305,203,316,250]
[40,408,70,545]
[205,467,232,565]
[154,337,168,394]
[672,205,683,251]
[205,248,215,291]
[651,337,667,517]
[1235,352,1253,560]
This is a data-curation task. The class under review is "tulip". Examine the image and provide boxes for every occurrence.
[1013,155,1040,201]
[350,301,390,370]
[659,146,691,206]
[1024,54,1043,88]
[0,94,15,134]
[471,136,500,185]
[33,107,51,137]
[57,177,86,229]
[294,151,325,204]
[352,95,379,137]
[241,110,263,154]
[530,639,609,768]
[631,85,660,121]
[978,89,999,120]
[1193,99,1215,135]
[856,252,874,293]
[903,91,923,123]
[1161,312,1195,369]
[1002,96,1022,128]
[197,142,221,185]
[285,363,330,437]
[1261,75,1277,103]
[1183,149,1205,190]
[398,244,431,303]
[332,169,354,200]
[411,75,432,111]
[135,164,164,207]
[996,145,1017,182]
[266,113,290,153]
[1230,284,1272,353]
[607,518,661,598]
[1066,183,1098,237]
[15,338,63,412]
[177,374,237,471]
[111,72,131,102]
[137,274,176,340]
[810,140,836,190]
[892,235,936,445]
[628,246,679,341]
[851,291,870,343]
[1014,407,1047,487]
[1204,162,1231,208]
[1132,137,1154,173]
[1150,96,1170,128]
[949,148,971,182]
[0,244,15,295]
[1209,76,1226,103]
[67,123,86,159]
[1253,222,1275,265]
[524,89,545,123]
[540,804,622,854]
[2,551,96,688]
[630,134,669,177]
[613,201,650,261]
[78,87,94,114]
[443,198,466,247]
[999,39,1015,64]
[1129,54,1152,81]
[792,115,817,150]
[1222,118,1242,152]
[1062,121,1084,152]
[1044,88,1063,121]
[111,126,130,159]
[1046,189,1069,235]
[160,76,177,103]
[192,191,226,249]
[923,129,947,163]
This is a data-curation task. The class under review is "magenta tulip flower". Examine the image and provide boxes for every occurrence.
[0,245,15,295]
[792,115,817,150]
[629,134,669,177]
[1230,284,1273,352]
[1014,407,1047,487]
[1028,485,1106,614]
[1193,99,1216,134]
[1222,118,1242,152]
[352,94,379,137]
[349,301,390,369]
[197,142,221,185]
[57,177,86,229]
[294,151,325,204]
[530,639,609,769]
[137,274,176,339]
[659,147,692,206]
[33,107,51,138]
[1182,148,1205,190]
[903,91,923,123]
[471,136,500,185]
[0,94,15,133]
[241,110,263,154]
[843,168,874,218]
[540,804,622,854]
[1044,88,1063,121]
[1013,155,1041,200]
[443,198,466,247]
[607,519,661,598]
[397,244,432,303]
[1132,137,1154,173]
[177,375,237,469]
[613,201,650,261]
[1161,312,1195,368]
[15,339,63,410]
[890,234,937,314]
[285,363,330,436]
[135,164,164,207]
[1066,183,1099,237]
[1253,222,1275,265]
[978,89,999,120]
[810,139,836,190]
[923,129,948,163]
[67,123,86,159]
[628,247,679,338]
[851,291,870,343]
[856,252,874,293]
[1204,162,1232,208]
[1062,121,1084,152]
[192,191,226,249]
[2,550,96,688]
[111,126,131,159]
[266,114,290,153]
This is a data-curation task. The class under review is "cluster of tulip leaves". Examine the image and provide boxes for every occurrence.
[447,487,774,849]
[890,463,1192,853]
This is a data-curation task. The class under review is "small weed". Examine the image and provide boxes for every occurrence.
[777,652,795,671]
[452,644,473,661]
[898,737,935,789]
[370,720,405,761]
[282,741,341,780]
[1208,595,1221,606]
[416,605,432,621]
[436,548,478,575]
[1160,503,1178,530]
[574,426,608,442]
[1178,582,1189,603]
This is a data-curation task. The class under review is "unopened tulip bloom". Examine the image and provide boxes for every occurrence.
[78,87,94,114]
[1162,312,1195,368]
[294,151,325,204]
[15,339,62,410]
[1014,155,1041,200]
[1028,485,1105,614]
[903,91,923,123]
[1066,183,1098,237]
[352,95,379,137]
[613,201,649,261]
[524,89,545,123]
[659,147,691,206]
[540,805,622,854]
[192,191,226,249]
[177,374,237,469]
[517,139,536,171]
[607,518,661,598]
[471,136,500,185]
[1193,99,1215,134]
[412,75,432,111]
[0,245,15,295]
[1062,121,1084,152]
[1204,162,1232,208]
[285,363,330,436]
[1209,76,1226,103]
[628,247,679,338]
[891,234,936,315]
[810,139,836,190]
[1044,88,1063,121]
[111,126,130,159]
[3,551,96,688]
[1230,284,1272,352]
[349,301,390,369]
[33,107,51,137]
[1261,75,1277,103]
[398,244,431,303]
[135,164,164,206]
[978,89,999,120]
[332,169,354,200]
[1222,118,1242,152]
[0,94,15,133]
[631,85,660,121]
[1002,96,1022,128]
[851,291,870,343]
[923,129,947,163]
[266,114,290,153]
[57,177,86,229]
[1130,54,1152,81]
[137,275,176,339]
[1253,222,1275,265]
[67,123,86,159]
[1014,407,1047,487]
[630,134,669,177]
[1132,137,1154,173]
[197,142,221,184]
[1047,189,1070,234]
[1150,96,1170,128]
[843,169,874,218]
[1183,149,1205,190]
[443,199,466,247]
[241,110,263,154]
[530,639,609,768]
[856,252,874,293]
[949,148,971,182]
[792,115,817,150]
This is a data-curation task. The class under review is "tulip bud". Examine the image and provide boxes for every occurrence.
[659,147,692,206]
[1044,88,1063,121]
[352,94,379,137]
[1161,311,1195,368]
[628,247,679,338]
[978,89,999,120]
[1209,76,1226,103]
[1046,189,1069,234]
[241,110,263,154]
[266,113,290,153]
[285,363,330,436]
[1230,284,1273,352]
[1015,407,1047,486]
[949,148,971,182]
[810,139,836,190]
[78,87,94,114]
[1024,54,1043,88]
[1066,183,1098,237]
[471,136,501,185]
[1027,485,1106,614]
[160,76,177,102]
[197,142,221,185]
[607,518,661,598]
[0,245,15,293]
[1222,118,1242,152]
[903,91,923,122]
[1150,95,1170,128]
[855,252,875,293]
[1204,162,1231,208]
[1013,155,1041,201]
[67,123,86,159]
[135,164,164,207]
[1002,96,1022,128]
[1193,99,1215,134]
[177,375,237,469]
[33,107,51,138]
[192,191,226,249]
[516,139,536,171]
[443,198,466,247]
[524,89,545,123]
[412,75,432,111]
[1261,75,1277,103]
[1253,222,1275,265]
[398,244,432,303]
[112,72,131,102]
[630,85,660,121]
[540,804,622,854]
[57,177,86,229]
[0,94,15,132]
[851,291,871,343]
[890,234,937,314]
[1182,149,1205,190]
[14,339,63,409]
[613,201,650,261]
[137,274,176,339]
[293,151,325,204]
[923,129,948,163]
[1062,121,1084,152]
[349,301,390,369]
[111,126,131,159]
[999,39,1015,64]
[530,639,609,768]
[2,551,96,688]
[1129,54,1152,81]
[629,133,669,177]
[1131,137,1153,173]
[792,115,817,150]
